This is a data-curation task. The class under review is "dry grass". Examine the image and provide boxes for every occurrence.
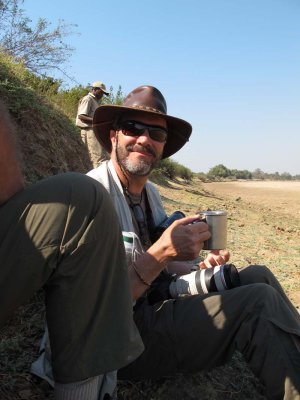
[199,180,300,308]
[1,178,299,399]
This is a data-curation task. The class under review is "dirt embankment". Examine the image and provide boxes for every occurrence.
[0,53,92,183]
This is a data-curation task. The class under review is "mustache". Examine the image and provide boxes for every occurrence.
[126,144,157,158]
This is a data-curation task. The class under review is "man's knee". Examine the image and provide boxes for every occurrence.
[54,173,121,244]
[241,282,280,310]
[248,264,273,278]
[239,264,275,285]
[37,172,107,211]
[249,281,277,296]
[19,173,113,251]
[45,172,101,194]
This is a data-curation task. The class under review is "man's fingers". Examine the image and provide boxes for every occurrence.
[176,216,210,234]
[173,215,202,226]
[202,249,231,268]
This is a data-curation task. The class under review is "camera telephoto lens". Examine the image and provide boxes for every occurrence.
[169,264,240,298]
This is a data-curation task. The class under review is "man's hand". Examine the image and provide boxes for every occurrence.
[199,250,230,269]
[130,216,211,300]
[78,114,93,125]
[152,215,211,263]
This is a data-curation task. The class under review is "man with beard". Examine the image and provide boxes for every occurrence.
[87,85,300,399]
[34,86,300,398]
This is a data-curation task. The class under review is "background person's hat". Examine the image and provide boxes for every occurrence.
[92,81,109,95]
[93,85,192,159]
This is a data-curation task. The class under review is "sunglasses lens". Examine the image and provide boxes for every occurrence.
[148,129,167,143]
[119,122,140,136]
[119,121,167,143]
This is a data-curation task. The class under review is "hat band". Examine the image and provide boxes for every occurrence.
[128,104,164,114]
[93,120,114,128]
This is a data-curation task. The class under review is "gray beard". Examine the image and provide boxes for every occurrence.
[116,138,160,177]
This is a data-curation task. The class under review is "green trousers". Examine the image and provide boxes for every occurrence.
[0,173,143,383]
[119,265,300,399]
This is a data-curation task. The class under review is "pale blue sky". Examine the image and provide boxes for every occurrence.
[24,0,300,174]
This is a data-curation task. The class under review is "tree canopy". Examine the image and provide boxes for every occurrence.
[207,164,231,179]
[201,164,297,181]
[0,0,76,77]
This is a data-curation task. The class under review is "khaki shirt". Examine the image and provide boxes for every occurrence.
[76,92,100,128]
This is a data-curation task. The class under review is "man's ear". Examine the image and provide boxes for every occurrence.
[110,129,117,147]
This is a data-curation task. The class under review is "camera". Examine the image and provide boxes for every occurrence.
[169,263,240,298]
[147,211,240,304]
[147,264,241,305]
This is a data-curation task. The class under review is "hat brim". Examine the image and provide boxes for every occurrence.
[100,89,109,95]
[92,87,109,95]
[93,105,192,159]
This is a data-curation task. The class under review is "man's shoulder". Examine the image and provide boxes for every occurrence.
[87,164,106,182]
[86,161,111,187]
[80,93,93,104]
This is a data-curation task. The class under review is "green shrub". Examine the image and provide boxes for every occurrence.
[154,158,193,182]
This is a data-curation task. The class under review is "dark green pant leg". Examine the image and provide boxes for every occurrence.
[120,283,300,399]
[0,173,143,383]
[239,264,300,319]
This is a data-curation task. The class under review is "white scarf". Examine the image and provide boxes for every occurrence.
[87,160,167,232]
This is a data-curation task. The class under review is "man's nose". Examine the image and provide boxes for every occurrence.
[136,129,152,144]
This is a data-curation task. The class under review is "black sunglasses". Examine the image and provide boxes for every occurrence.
[117,120,168,143]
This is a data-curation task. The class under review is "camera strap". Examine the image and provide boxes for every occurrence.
[144,190,156,244]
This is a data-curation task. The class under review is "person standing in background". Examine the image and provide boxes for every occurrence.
[76,81,110,167]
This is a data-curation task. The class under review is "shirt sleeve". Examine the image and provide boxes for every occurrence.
[77,96,91,117]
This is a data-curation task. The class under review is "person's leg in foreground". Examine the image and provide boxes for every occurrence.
[0,173,143,399]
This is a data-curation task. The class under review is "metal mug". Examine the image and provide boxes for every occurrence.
[198,210,227,250]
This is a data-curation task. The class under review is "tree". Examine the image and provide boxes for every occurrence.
[252,168,265,180]
[207,164,230,179]
[104,85,126,106]
[280,172,292,181]
[176,164,193,181]
[0,0,77,77]
[157,158,178,180]
[231,169,252,179]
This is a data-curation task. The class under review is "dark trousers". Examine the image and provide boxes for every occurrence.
[0,173,143,383]
[119,265,300,399]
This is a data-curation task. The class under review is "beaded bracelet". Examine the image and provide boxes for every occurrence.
[131,262,151,287]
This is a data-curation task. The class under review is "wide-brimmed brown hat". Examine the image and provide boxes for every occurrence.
[93,85,192,158]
